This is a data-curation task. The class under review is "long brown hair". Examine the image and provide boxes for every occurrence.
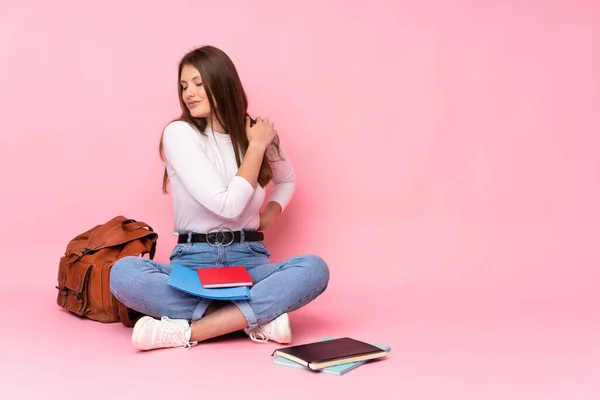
[159,45,281,194]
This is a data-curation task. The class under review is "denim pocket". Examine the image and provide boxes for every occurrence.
[169,244,188,260]
[244,241,271,257]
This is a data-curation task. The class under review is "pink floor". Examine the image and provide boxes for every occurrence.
[2,261,598,400]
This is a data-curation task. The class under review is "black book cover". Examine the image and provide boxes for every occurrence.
[272,337,387,369]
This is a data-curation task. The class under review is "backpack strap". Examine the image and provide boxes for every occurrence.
[84,216,158,251]
[119,303,145,328]
[148,240,157,260]
[122,220,152,232]
[119,303,132,327]
[122,219,157,259]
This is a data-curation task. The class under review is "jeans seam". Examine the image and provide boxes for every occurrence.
[233,300,259,329]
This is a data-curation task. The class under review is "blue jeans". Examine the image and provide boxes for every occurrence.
[109,241,330,330]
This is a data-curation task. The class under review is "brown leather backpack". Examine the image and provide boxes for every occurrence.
[56,215,158,327]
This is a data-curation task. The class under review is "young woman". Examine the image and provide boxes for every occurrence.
[109,45,330,351]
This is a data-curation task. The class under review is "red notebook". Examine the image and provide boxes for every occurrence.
[196,266,254,289]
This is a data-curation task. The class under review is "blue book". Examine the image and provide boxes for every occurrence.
[272,337,391,376]
[167,263,251,300]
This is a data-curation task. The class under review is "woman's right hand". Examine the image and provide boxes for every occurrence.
[246,116,277,150]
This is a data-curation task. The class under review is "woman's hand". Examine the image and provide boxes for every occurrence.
[259,211,276,231]
[258,201,282,231]
[246,116,277,150]
[236,117,276,188]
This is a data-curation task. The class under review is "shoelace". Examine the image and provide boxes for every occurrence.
[157,316,196,349]
[248,327,270,343]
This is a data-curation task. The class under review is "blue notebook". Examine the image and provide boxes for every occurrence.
[272,337,391,376]
[167,263,251,300]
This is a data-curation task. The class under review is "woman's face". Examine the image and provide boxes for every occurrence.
[180,64,211,118]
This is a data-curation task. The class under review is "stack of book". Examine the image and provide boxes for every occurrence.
[167,263,253,300]
[272,336,391,376]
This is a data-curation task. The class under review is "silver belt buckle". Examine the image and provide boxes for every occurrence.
[206,228,235,247]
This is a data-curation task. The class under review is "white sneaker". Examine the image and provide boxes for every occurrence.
[244,313,292,344]
[131,316,197,350]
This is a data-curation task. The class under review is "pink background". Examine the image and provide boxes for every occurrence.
[1,0,599,398]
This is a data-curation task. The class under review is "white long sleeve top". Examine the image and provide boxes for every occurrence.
[161,121,296,235]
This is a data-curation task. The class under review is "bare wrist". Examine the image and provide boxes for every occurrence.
[248,141,267,153]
